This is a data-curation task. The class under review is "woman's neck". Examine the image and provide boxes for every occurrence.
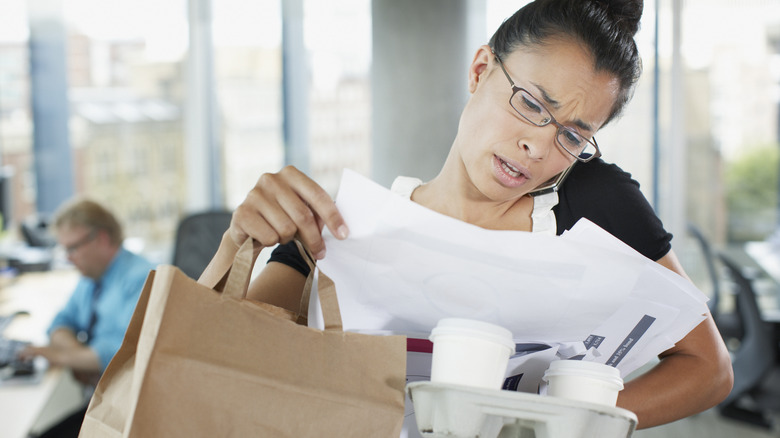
[411,162,534,231]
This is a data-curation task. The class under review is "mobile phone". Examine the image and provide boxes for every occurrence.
[528,162,576,197]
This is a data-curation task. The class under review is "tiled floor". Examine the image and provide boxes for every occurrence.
[634,408,780,438]
[629,347,780,437]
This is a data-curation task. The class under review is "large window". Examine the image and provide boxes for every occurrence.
[681,0,780,244]
[305,0,372,194]
[2,0,779,274]
[0,0,34,229]
[1,0,372,263]
[213,0,284,207]
[61,0,190,261]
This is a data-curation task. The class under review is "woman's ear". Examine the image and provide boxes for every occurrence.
[468,45,493,94]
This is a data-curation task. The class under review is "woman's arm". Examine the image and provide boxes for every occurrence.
[19,328,102,384]
[616,249,734,429]
[246,261,308,312]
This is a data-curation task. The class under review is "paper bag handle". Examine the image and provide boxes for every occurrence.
[294,240,316,326]
[222,237,259,300]
[223,238,343,331]
[292,240,343,331]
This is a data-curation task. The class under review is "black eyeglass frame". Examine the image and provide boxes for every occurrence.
[63,228,98,255]
[492,51,602,163]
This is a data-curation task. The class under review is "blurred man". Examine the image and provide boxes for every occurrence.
[21,199,153,438]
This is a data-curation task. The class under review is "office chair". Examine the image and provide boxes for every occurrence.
[716,253,779,428]
[20,215,56,248]
[686,223,742,341]
[171,210,233,280]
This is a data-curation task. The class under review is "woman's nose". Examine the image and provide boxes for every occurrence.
[520,139,548,161]
[520,127,557,160]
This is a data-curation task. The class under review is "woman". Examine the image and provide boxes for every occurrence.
[202,0,733,429]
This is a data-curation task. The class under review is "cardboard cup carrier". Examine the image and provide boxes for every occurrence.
[429,318,515,390]
[542,360,624,406]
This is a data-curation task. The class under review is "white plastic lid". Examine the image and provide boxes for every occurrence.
[429,318,515,351]
[542,360,623,389]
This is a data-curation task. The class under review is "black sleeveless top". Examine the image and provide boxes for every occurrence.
[553,158,672,262]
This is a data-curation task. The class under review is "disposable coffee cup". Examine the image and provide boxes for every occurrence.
[542,360,624,406]
[428,318,515,390]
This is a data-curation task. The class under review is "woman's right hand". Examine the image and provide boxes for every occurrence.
[229,166,349,259]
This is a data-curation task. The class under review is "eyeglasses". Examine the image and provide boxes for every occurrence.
[492,51,601,163]
[64,229,97,255]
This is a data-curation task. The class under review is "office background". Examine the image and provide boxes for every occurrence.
[1,1,780,436]
[0,0,778,284]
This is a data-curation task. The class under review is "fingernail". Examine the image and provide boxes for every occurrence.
[337,225,349,240]
[315,248,327,260]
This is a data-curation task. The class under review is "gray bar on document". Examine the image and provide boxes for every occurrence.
[606,315,656,367]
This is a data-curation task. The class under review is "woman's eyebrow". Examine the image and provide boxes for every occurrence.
[570,118,594,133]
[533,83,561,109]
[534,83,594,133]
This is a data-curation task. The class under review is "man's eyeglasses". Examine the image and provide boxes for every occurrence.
[64,229,97,255]
[492,51,601,163]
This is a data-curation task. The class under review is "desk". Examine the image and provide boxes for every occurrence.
[0,269,80,438]
[743,241,780,323]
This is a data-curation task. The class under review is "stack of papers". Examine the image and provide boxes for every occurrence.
[317,169,708,381]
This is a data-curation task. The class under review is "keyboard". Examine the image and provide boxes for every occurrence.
[0,337,35,378]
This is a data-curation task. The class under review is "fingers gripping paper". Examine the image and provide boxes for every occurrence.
[79,238,407,438]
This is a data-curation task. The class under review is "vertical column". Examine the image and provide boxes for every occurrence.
[281,0,309,173]
[28,0,74,215]
[186,0,223,211]
[771,31,780,229]
[665,0,686,240]
[651,0,661,210]
[371,0,485,187]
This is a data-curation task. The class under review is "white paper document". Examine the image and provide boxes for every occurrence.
[317,169,709,381]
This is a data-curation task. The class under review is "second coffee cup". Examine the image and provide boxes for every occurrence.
[542,360,624,406]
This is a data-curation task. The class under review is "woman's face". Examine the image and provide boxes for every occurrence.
[455,37,620,202]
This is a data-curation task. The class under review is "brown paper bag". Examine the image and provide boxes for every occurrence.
[79,238,407,437]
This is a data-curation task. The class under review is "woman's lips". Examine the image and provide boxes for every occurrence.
[493,155,530,188]
[501,159,523,178]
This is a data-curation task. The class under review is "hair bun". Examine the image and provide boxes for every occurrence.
[598,0,644,36]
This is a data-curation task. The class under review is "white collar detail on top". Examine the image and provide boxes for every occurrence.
[389,176,558,235]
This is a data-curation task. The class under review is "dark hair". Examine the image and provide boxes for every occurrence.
[489,0,643,125]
